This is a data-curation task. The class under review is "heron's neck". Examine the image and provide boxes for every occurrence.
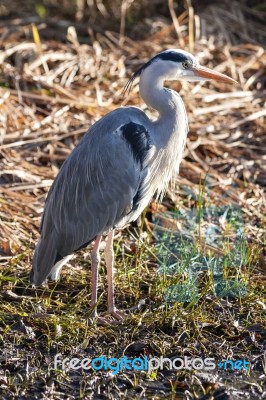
[139,69,188,181]
[139,70,184,119]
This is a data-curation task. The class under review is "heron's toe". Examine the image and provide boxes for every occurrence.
[110,309,127,320]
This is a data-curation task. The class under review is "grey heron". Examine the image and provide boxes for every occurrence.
[30,49,236,321]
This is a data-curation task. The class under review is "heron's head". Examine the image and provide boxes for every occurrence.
[124,49,237,93]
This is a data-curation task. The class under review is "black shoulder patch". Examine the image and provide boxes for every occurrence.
[121,122,151,167]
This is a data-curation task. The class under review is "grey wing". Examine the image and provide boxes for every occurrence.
[40,121,153,258]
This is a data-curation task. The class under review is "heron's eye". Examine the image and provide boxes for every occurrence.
[182,61,190,69]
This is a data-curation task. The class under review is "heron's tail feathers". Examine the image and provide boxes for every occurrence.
[30,232,62,286]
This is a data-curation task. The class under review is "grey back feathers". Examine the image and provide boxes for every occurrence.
[31,108,155,285]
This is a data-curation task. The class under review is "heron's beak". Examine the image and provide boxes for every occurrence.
[192,66,237,84]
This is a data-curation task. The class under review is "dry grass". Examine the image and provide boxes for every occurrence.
[0,0,265,399]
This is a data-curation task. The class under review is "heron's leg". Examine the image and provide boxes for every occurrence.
[105,230,115,312]
[104,230,125,321]
[90,235,102,319]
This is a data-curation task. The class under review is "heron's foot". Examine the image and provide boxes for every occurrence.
[109,309,126,321]
[88,308,127,325]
